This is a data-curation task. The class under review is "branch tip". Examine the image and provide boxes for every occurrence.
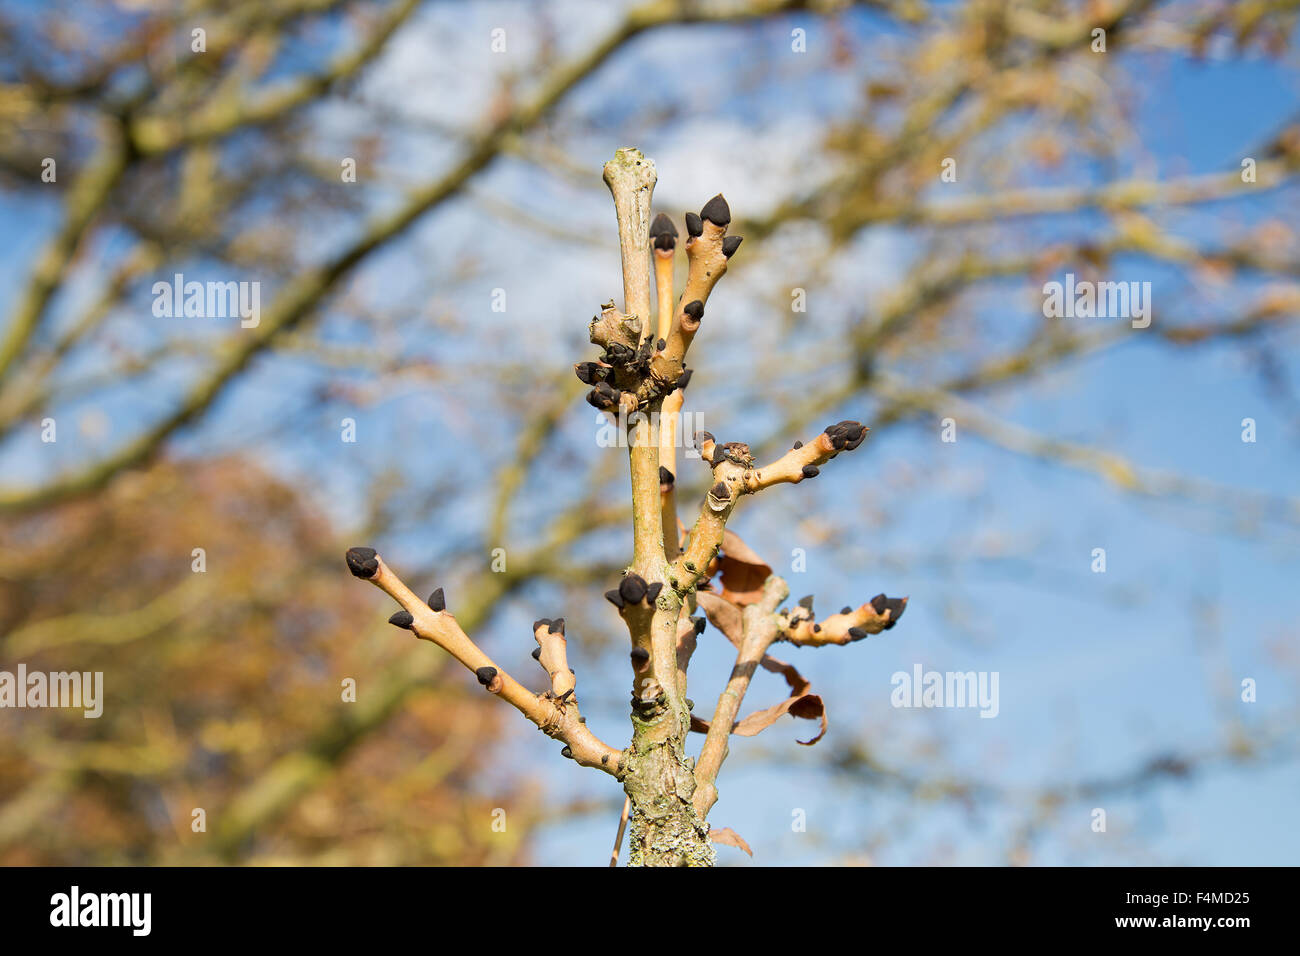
[824,420,869,451]
[700,194,731,227]
[345,546,379,579]
[650,212,677,250]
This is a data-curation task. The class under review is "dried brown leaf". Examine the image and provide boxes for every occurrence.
[732,691,827,746]
[715,529,772,606]
[696,589,743,647]
[689,651,828,746]
[710,826,753,857]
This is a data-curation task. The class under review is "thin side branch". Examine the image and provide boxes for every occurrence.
[345,547,623,777]
[693,575,789,818]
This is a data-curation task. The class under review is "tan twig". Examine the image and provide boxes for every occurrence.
[345,147,908,865]
[346,548,622,776]
[609,795,632,866]
[693,575,789,818]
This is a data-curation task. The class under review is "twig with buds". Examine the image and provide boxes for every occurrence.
[345,148,906,866]
[345,547,621,775]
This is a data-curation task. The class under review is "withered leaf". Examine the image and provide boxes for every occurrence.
[732,690,827,746]
[696,589,743,647]
[687,652,828,746]
[710,826,753,857]
[715,529,772,606]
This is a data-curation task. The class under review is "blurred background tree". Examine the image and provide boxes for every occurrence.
[1,0,1298,864]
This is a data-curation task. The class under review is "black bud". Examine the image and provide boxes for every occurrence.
[870,593,888,614]
[812,624,821,633]
[605,588,626,609]
[345,547,378,579]
[561,745,574,759]
[475,666,497,687]
[645,582,664,603]
[683,300,704,321]
[574,361,606,385]
[587,382,621,410]
[650,212,678,250]
[798,595,815,611]
[793,440,803,449]
[630,647,650,666]
[881,597,907,628]
[801,464,820,479]
[388,610,414,629]
[675,368,693,391]
[841,606,852,615]
[697,430,715,446]
[692,616,706,635]
[710,481,729,499]
[685,211,703,237]
[700,194,731,227]
[659,466,675,487]
[428,588,445,612]
[657,337,666,351]
[533,618,552,633]
[825,420,867,451]
[619,573,648,605]
[721,235,743,257]
[848,627,868,642]
[548,618,565,635]
[531,647,542,660]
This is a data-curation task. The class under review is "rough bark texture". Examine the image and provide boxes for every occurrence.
[614,554,714,866]
[623,674,715,866]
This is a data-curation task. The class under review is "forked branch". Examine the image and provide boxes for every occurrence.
[344,148,907,866]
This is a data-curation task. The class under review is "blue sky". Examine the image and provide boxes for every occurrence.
[1,1,1297,865]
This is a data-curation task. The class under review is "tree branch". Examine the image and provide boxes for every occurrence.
[693,574,789,818]
[345,547,623,776]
